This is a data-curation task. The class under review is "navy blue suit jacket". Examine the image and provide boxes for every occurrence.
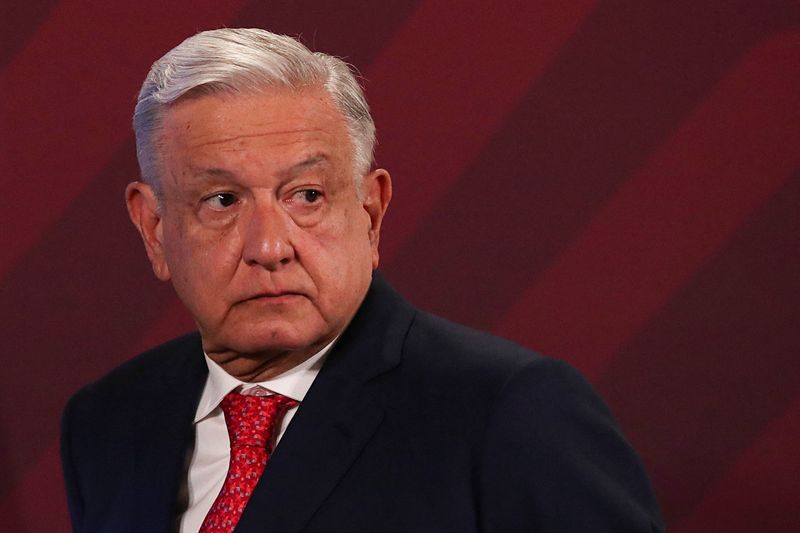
[62,273,665,532]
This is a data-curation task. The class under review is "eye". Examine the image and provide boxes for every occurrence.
[294,189,323,204]
[204,192,238,210]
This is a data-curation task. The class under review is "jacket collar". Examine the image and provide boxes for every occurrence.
[236,271,416,532]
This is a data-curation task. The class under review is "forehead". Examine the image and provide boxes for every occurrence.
[158,88,352,174]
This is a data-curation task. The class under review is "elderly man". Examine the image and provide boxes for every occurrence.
[61,28,665,533]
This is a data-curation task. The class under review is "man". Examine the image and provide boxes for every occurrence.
[61,28,665,532]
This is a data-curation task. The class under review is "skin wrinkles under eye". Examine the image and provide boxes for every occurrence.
[283,190,328,229]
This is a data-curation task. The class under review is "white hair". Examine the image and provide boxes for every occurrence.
[133,28,376,194]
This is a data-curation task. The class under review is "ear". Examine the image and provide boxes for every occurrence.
[361,168,392,269]
[125,181,171,281]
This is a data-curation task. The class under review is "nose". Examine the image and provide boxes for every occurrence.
[241,200,295,270]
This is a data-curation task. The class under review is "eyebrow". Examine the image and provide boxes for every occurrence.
[186,153,331,184]
[287,153,329,175]
[189,167,236,181]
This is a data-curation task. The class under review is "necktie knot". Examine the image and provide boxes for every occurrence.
[220,391,298,449]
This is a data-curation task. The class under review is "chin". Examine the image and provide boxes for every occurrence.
[226,322,330,355]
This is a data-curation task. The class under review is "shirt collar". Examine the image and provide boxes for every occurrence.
[194,338,335,423]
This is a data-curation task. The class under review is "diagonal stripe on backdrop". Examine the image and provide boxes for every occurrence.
[0,0,249,281]
[596,168,800,526]
[0,141,176,503]
[0,0,58,68]
[0,443,65,532]
[232,0,423,70]
[369,0,597,262]
[671,396,800,533]
[383,1,796,331]
[494,32,800,379]
[130,298,196,355]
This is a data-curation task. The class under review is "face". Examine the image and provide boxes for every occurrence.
[126,89,391,377]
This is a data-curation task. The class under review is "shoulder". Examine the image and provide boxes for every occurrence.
[393,308,603,434]
[404,308,616,435]
[61,331,205,471]
[399,307,619,445]
[403,309,569,390]
[391,308,666,529]
[63,332,203,420]
[409,315,671,531]
[60,332,205,528]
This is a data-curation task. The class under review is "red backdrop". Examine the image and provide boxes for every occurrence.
[2,1,799,531]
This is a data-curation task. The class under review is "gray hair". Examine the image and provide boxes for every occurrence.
[133,28,376,193]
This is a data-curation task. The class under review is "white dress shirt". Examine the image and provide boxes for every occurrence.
[177,342,333,533]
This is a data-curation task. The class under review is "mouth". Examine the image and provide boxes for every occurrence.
[241,291,306,304]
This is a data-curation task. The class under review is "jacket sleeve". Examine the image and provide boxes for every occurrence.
[477,358,666,532]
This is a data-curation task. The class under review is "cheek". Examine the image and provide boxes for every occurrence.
[165,224,242,290]
[337,203,370,242]
[345,209,375,260]
[310,212,370,265]
[324,211,375,285]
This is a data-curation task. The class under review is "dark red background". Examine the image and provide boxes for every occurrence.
[2,1,799,531]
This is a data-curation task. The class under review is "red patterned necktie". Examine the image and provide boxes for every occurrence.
[199,391,298,533]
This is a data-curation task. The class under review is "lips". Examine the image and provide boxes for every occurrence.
[241,290,305,303]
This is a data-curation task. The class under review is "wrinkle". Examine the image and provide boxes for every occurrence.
[188,128,332,149]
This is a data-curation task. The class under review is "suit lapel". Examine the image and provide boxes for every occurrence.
[235,273,416,533]
[129,334,208,532]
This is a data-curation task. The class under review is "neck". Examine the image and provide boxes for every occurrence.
[204,347,320,382]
